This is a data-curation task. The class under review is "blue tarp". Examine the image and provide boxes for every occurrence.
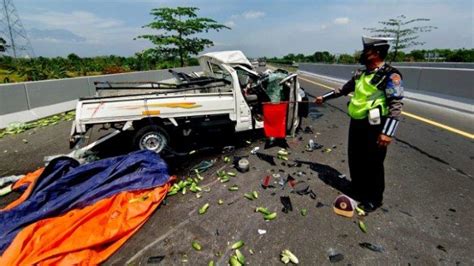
[0,150,169,254]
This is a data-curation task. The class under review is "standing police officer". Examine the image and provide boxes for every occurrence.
[316,36,404,212]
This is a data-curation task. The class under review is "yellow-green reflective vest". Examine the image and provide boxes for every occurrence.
[348,72,389,119]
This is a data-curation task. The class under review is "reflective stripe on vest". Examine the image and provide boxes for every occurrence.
[348,72,388,119]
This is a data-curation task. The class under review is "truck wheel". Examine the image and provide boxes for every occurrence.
[133,125,169,154]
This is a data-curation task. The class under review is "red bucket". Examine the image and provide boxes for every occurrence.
[263,102,288,138]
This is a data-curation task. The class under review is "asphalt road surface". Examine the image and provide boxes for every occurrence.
[0,70,473,265]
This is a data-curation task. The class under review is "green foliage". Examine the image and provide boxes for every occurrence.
[136,7,230,67]
[313,51,335,63]
[364,15,437,60]
[268,48,474,65]
[338,54,356,64]
[0,111,75,138]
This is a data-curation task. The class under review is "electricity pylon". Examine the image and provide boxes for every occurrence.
[0,0,34,58]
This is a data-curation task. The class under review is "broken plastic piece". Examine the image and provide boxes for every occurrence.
[262,175,272,189]
[250,147,260,154]
[280,196,293,213]
[327,248,344,263]
[258,229,267,235]
[147,256,165,264]
[359,242,384,253]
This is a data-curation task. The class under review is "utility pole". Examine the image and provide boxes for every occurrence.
[0,0,34,58]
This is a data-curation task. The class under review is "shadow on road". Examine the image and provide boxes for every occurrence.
[296,159,358,200]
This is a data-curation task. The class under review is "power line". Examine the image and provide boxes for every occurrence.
[0,0,34,58]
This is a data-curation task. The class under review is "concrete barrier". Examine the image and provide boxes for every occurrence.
[0,66,201,128]
[299,63,474,100]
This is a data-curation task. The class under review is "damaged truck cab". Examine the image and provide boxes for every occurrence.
[70,50,304,154]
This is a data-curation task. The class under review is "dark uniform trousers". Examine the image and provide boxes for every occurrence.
[348,117,387,204]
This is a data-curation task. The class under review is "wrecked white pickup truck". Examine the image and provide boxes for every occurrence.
[70,50,308,154]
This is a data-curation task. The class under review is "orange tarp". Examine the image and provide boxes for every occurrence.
[0,182,170,265]
[2,168,44,211]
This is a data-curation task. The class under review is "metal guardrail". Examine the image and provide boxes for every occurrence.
[298,63,474,100]
[0,66,201,128]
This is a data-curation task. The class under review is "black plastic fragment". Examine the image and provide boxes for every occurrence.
[280,196,293,213]
[359,242,384,253]
[147,256,165,264]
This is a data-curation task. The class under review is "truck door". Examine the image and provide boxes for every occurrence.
[279,74,300,137]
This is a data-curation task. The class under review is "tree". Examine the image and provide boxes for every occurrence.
[364,15,437,61]
[338,54,356,64]
[136,7,230,67]
[313,51,335,63]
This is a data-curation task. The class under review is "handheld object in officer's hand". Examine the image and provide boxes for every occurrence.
[368,108,381,125]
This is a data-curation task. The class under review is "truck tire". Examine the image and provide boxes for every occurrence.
[133,125,169,154]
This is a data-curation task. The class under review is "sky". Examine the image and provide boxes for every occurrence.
[7,0,474,58]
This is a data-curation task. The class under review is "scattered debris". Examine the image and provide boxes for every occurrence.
[198,203,210,215]
[0,185,13,197]
[231,240,245,250]
[303,126,314,134]
[250,147,260,154]
[264,212,277,221]
[190,160,215,174]
[208,260,215,266]
[0,174,24,187]
[244,193,254,200]
[0,111,75,139]
[237,158,250,172]
[222,146,235,154]
[448,208,456,213]
[218,199,224,205]
[229,255,242,266]
[280,196,293,213]
[256,207,271,215]
[355,206,367,216]
[235,249,246,264]
[322,148,332,153]
[327,248,344,263]
[252,191,259,199]
[306,139,323,152]
[301,208,308,216]
[22,139,28,144]
[358,220,368,233]
[436,245,447,253]
[262,175,272,188]
[192,240,202,251]
[316,202,325,208]
[333,195,355,218]
[359,242,384,253]
[228,185,239,191]
[258,229,267,235]
[399,210,413,217]
[281,249,299,264]
[147,256,165,264]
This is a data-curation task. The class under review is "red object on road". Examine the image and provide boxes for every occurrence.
[263,102,288,138]
[262,175,271,188]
